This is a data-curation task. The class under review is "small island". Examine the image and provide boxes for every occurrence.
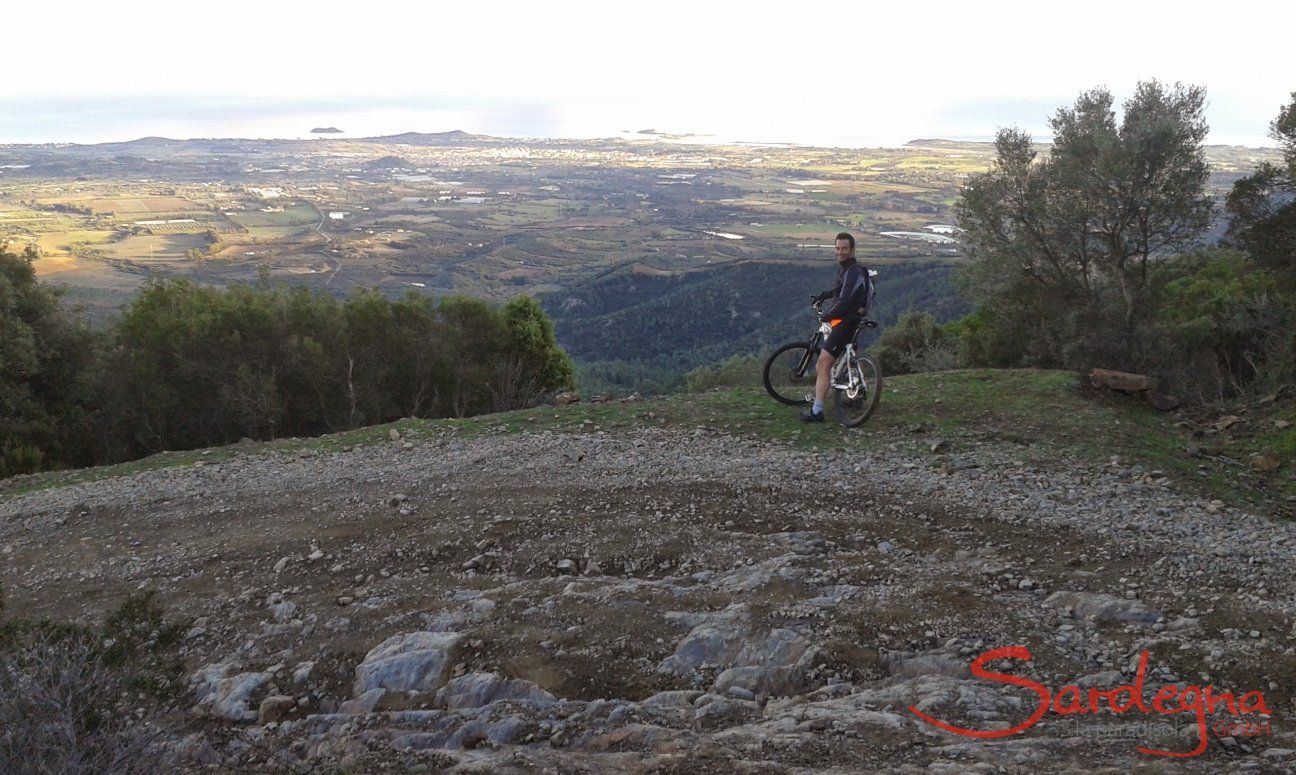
[310,127,344,134]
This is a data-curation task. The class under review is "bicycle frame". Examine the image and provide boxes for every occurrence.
[807,305,868,393]
[830,344,862,392]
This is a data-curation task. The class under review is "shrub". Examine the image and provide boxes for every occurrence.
[869,311,959,375]
[683,355,763,392]
[0,594,187,774]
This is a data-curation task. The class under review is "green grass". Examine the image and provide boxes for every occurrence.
[226,202,320,230]
[4,369,1290,515]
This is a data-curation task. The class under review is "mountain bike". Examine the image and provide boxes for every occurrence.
[762,300,882,427]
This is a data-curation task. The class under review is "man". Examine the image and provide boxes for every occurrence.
[801,232,871,422]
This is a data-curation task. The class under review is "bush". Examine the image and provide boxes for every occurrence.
[683,354,763,392]
[0,594,187,774]
[869,311,959,375]
[1142,249,1296,402]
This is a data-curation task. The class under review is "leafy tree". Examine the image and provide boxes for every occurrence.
[389,293,452,418]
[497,295,575,407]
[0,251,98,476]
[957,81,1213,368]
[1226,92,1296,282]
[437,296,510,418]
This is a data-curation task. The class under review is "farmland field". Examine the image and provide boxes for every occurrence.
[104,232,212,261]
[59,196,202,215]
[33,230,116,256]
[225,202,320,230]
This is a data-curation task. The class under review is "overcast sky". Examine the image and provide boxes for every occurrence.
[7,0,1293,146]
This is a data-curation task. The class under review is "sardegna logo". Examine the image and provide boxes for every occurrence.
[908,646,1272,758]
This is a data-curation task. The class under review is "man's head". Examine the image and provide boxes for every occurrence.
[834,232,855,266]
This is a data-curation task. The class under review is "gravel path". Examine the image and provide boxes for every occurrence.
[2,425,1293,772]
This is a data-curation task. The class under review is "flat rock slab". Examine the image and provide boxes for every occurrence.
[191,663,273,721]
[354,632,464,695]
[434,671,557,711]
[1043,591,1162,625]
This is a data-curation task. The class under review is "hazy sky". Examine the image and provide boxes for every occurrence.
[7,0,1294,146]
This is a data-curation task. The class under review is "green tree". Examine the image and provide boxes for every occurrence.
[956,81,1213,368]
[496,295,575,407]
[1225,92,1296,282]
[437,296,509,418]
[0,250,99,476]
[389,292,451,418]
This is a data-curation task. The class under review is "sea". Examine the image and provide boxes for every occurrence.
[1,96,1273,149]
[0,96,986,149]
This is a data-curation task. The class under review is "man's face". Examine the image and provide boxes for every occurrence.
[834,238,854,264]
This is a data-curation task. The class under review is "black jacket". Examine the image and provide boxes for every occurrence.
[819,259,871,323]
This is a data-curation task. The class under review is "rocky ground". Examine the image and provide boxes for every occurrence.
[2,420,1295,773]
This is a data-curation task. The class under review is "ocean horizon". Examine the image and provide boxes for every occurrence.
[0,96,1277,149]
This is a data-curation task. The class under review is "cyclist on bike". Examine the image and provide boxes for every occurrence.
[801,231,871,422]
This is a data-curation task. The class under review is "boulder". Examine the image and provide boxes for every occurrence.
[257,694,297,724]
[191,663,273,721]
[692,698,760,729]
[658,623,811,676]
[1043,591,1162,625]
[353,632,463,695]
[434,671,557,710]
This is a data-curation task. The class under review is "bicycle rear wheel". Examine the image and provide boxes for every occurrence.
[762,342,816,406]
[834,354,882,427]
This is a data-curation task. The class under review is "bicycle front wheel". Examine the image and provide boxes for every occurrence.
[834,354,882,427]
[762,342,816,406]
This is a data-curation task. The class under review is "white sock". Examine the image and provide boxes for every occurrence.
[812,399,823,414]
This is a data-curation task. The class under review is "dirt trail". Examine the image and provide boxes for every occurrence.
[2,426,1293,772]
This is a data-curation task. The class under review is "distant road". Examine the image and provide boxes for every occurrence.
[311,203,341,285]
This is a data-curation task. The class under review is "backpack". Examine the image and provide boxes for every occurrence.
[861,268,878,318]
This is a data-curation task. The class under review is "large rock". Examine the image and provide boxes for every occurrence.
[191,663,273,721]
[353,632,464,695]
[257,694,297,724]
[434,671,557,710]
[1043,591,1161,625]
[692,698,760,729]
[713,645,822,697]
[658,623,811,676]
[883,650,971,679]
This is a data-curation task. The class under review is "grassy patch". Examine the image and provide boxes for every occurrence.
[225,202,319,229]
[4,369,1289,515]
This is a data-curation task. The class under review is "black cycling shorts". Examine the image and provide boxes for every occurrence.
[822,320,860,358]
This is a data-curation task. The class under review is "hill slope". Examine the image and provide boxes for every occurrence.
[2,371,1293,771]
[544,259,967,393]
